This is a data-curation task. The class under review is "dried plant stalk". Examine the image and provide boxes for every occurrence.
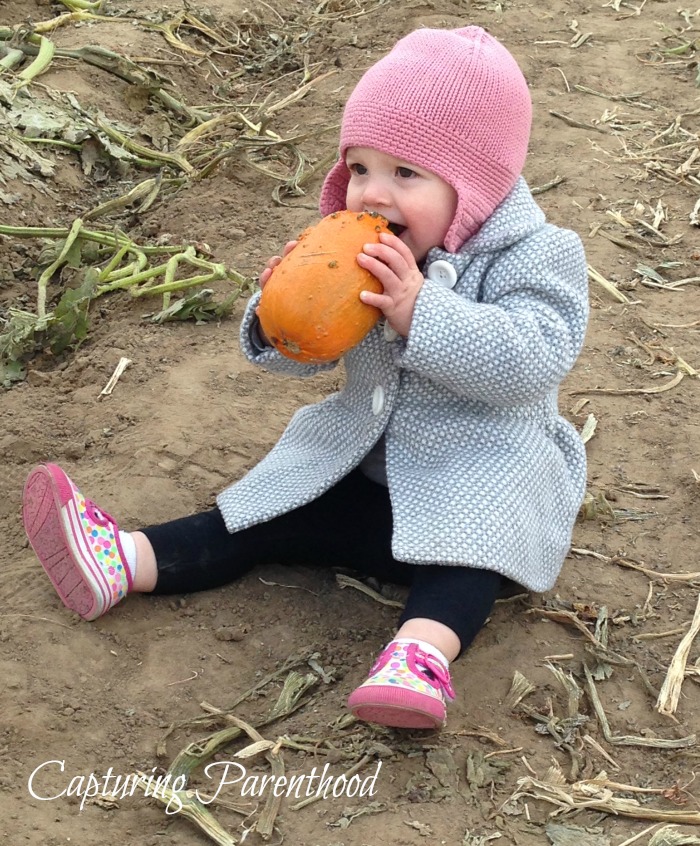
[649,826,700,846]
[580,413,598,444]
[505,670,536,709]
[587,264,633,303]
[335,573,404,608]
[656,594,700,716]
[509,773,700,825]
[571,548,700,582]
[527,608,601,646]
[582,734,620,770]
[133,773,238,846]
[100,357,131,397]
[572,370,685,396]
[546,662,582,717]
[584,665,696,749]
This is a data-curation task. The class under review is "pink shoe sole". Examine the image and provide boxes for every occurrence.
[348,686,445,729]
[23,465,110,620]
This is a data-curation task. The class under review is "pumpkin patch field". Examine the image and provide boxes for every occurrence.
[1,1,699,844]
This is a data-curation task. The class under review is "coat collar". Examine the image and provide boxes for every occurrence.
[425,178,546,269]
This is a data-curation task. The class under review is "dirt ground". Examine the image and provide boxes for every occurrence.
[2,0,700,844]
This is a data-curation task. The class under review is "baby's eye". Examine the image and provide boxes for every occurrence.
[397,166,416,178]
[348,162,368,176]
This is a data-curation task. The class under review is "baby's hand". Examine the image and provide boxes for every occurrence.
[356,233,424,337]
[258,240,298,289]
[256,240,298,346]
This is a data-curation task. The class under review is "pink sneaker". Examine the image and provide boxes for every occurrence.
[347,641,455,729]
[22,464,132,620]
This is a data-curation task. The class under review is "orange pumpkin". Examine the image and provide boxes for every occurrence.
[257,210,390,363]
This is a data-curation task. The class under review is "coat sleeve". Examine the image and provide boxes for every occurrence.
[397,226,589,406]
[239,290,338,377]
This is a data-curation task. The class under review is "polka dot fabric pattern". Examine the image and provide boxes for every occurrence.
[218,179,589,593]
[76,491,130,604]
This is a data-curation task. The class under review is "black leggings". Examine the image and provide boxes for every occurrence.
[142,470,504,657]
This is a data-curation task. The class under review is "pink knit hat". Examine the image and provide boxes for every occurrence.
[319,27,532,252]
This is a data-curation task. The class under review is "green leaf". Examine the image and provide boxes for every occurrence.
[0,358,26,388]
[149,288,239,324]
[48,268,98,354]
[63,237,84,270]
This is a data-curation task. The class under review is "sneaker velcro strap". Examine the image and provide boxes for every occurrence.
[419,651,456,702]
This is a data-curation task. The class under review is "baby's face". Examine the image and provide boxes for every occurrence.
[344,147,457,262]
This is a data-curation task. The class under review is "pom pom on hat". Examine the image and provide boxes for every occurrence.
[319,27,532,252]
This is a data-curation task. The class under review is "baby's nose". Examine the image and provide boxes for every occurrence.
[361,179,391,207]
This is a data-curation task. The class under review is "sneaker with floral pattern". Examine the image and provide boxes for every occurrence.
[23,464,132,620]
[347,641,455,729]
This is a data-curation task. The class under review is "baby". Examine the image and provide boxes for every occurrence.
[23,26,589,730]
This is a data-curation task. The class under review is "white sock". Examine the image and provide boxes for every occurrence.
[118,531,137,583]
[394,637,449,668]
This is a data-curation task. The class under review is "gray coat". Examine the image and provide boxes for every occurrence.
[217,179,589,592]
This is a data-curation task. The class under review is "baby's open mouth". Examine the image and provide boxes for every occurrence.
[387,222,406,236]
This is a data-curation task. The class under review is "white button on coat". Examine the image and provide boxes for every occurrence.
[372,385,385,415]
[426,260,458,289]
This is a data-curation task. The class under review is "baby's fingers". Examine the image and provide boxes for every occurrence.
[259,241,298,288]
[259,263,278,288]
[259,255,283,288]
[357,251,403,294]
[361,241,413,278]
[359,288,392,311]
